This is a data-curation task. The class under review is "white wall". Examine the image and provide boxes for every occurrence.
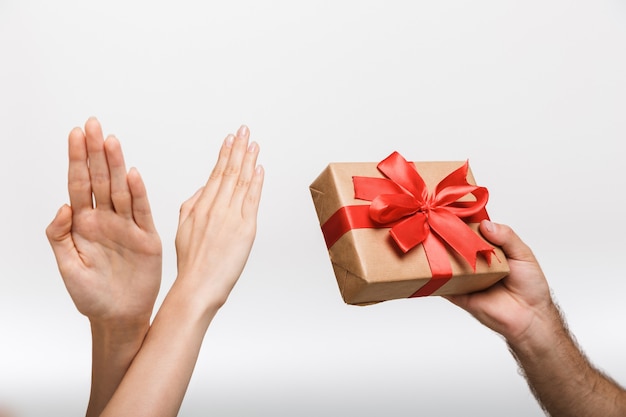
[1,1,625,416]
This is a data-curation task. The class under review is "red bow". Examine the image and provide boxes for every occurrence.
[353,152,495,283]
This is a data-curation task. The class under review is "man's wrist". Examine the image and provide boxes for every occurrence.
[506,301,567,358]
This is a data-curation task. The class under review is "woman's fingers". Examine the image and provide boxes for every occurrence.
[105,136,132,218]
[128,167,157,231]
[211,125,250,209]
[242,164,264,221]
[84,117,113,209]
[229,137,260,212]
[178,125,264,234]
[194,134,235,212]
[67,127,93,212]
[195,125,256,215]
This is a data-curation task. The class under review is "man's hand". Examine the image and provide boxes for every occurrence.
[445,220,553,345]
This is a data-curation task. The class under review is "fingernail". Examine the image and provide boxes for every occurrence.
[248,141,258,152]
[255,165,264,175]
[483,220,495,233]
[225,134,235,148]
[238,125,249,136]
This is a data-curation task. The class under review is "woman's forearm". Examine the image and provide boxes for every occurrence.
[99,279,221,417]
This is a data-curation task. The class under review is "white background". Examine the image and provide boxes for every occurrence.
[1,1,625,416]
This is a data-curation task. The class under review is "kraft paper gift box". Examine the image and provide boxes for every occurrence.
[309,151,510,306]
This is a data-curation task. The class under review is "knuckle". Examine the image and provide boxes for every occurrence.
[90,172,110,185]
[179,200,191,214]
[110,189,130,202]
[236,178,250,188]
[209,167,224,180]
[223,165,240,177]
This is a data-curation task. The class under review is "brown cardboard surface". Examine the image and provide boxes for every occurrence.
[310,160,510,305]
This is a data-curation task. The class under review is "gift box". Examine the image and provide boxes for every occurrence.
[310,151,509,306]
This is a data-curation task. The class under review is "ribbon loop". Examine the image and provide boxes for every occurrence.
[370,194,420,224]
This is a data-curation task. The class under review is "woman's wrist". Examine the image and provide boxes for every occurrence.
[171,270,233,315]
[90,317,151,349]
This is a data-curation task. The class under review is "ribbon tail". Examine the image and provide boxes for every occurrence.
[410,233,453,297]
[389,212,428,253]
[429,209,495,270]
[436,160,470,192]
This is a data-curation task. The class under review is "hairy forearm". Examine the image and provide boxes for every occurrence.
[507,303,626,417]
[87,320,150,417]
[99,279,221,417]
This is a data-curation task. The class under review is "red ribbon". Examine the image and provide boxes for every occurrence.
[321,151,495,297]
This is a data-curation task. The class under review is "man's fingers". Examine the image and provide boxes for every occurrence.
[479,220,538,264]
